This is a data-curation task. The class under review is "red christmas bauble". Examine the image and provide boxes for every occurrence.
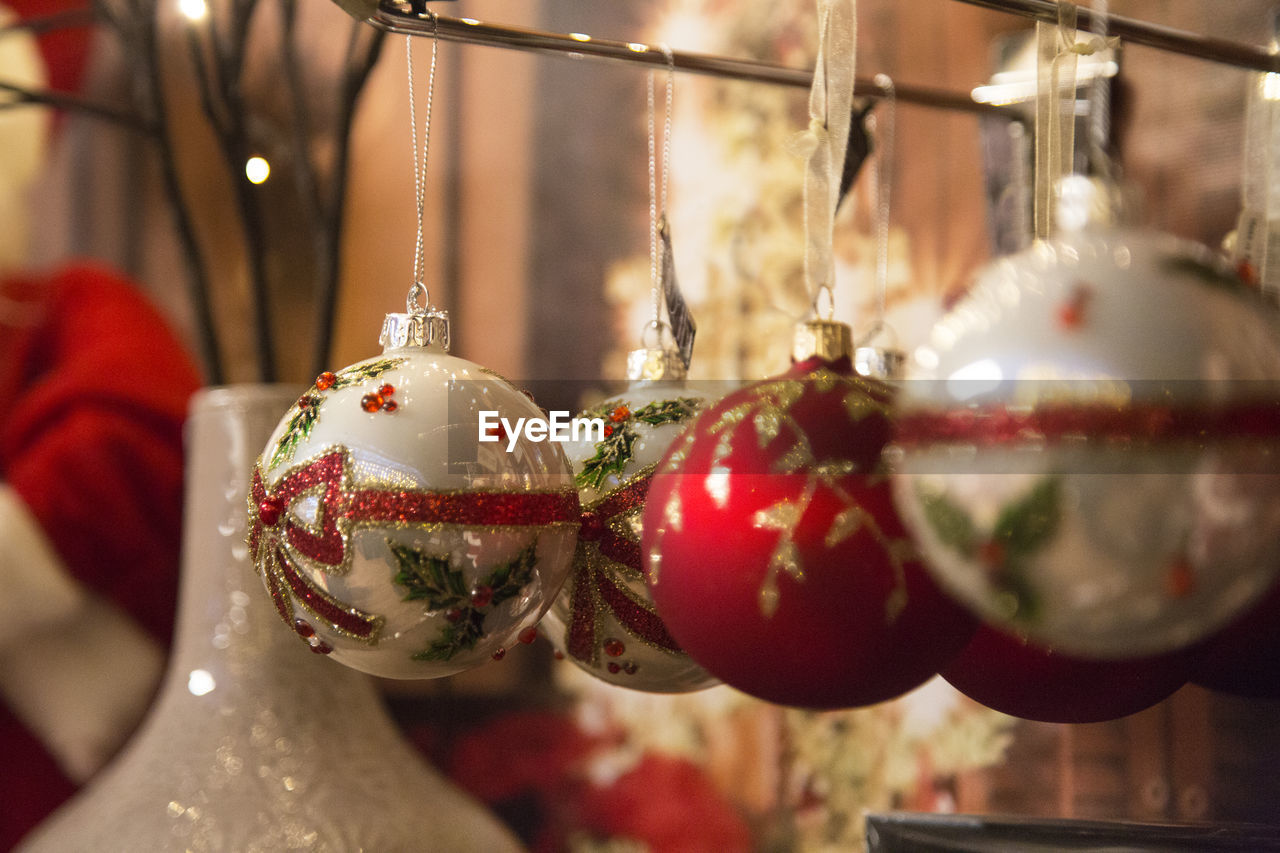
[942,624,1189,724]
[641,343,976,709]
[1189,579,1280,699]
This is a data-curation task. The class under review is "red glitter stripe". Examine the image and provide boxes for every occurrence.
[342,488,581,527]
[286,523,346,567]
[264,553,293,625]
[589,472,651,522]
[567,573,598,664]
[894,401,1280,448]
[578,473,650,570]
[275,546,379,639]
[249,467,268,555]
[277,451,346,499]
[594,568,682,653]
[595,535,642,571]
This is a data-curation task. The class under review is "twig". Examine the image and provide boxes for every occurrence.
[182,0,277,380]
[98,0,225,383]
[0,80,154,132]
[310,22,384,375]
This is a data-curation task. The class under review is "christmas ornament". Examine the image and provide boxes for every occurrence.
[641,320,976,709]
[249,302,579,679]
[893,176,1280,659]
[1188,578,1280,699]
[541,56,718,693]
[249,37,577,679]
[941,623,1188,724]
[541,345,718,692]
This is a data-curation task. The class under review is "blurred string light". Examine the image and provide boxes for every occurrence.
[245,155,271,184]
[177,0,208,22]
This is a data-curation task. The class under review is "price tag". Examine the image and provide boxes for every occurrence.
[659,217,696,370]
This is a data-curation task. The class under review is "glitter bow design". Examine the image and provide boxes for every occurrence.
[702,372,909,620]
[568,469,683,664]
[249,446,581,644]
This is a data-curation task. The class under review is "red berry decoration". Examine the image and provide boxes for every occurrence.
[642,321,976,709]
[942,623,1189,724]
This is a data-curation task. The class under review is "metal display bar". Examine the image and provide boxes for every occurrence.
[367,0,1280,102]
[953,0,1280,74]
[369,3,1002,115]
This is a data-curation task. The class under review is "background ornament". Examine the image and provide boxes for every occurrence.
[893,177,1280,659]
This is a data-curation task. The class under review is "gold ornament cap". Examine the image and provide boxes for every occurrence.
[380,309,451,352]
[792,318,853,363]
[626,347,688,381]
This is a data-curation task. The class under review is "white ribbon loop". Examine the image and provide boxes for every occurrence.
[799,0,857,315]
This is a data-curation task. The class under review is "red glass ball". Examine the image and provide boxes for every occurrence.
[642,358,976,709]
[1188,580,1280,699]
[942,623,1189,723]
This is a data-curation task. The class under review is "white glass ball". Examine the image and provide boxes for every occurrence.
[893,220,1280,658]
[539,374,721,692]
[251,343,578,679]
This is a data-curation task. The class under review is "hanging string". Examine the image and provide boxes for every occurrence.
[647,43,675,339]
[793,0,857,318]
[1088,0,1113,180]
[1034,2,1077,239]
[1034,1,1119,238]
[405,14,439,311]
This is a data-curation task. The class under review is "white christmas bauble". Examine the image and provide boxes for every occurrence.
[893,179,1280,659]
[539,348,720,692]
[250,310,579,679]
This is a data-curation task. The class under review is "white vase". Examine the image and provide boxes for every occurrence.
[19,385,524,853]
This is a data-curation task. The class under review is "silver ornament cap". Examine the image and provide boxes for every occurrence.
[380,309,451,352]
[380,283,450,352]
[854,345,906,380]
[626,347,688,382]
[1055,175,1126,232]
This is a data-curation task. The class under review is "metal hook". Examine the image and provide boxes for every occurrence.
[407,281,429,313]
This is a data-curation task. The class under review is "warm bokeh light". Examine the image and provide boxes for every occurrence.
[177,0,208,22]
[245,156,270,185]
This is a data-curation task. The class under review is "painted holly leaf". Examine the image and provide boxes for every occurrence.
[485,541,539,607]
[916,483,978,557]
[269,392,322,469]
[576,426,639,490]
[334,356,407,389]
[390,540,540,662]
[267,356,407,468]
[634,397,701,426]
[416,610,487,662]
[991,476,1061,558]
[390,541,469,609]
[575,397,701,490]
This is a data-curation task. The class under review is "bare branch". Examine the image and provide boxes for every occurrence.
[0,79,154,133]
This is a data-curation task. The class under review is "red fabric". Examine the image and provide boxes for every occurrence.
[574,755,754,853]
[5,0,92,96]
[439,710,753,853]
[0,710,77,853]
[0,262,200,848]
